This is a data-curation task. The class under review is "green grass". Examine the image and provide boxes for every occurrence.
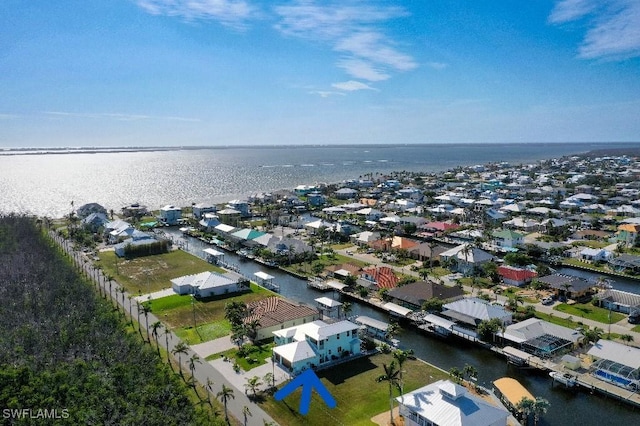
[553,303,626,324]
[632,325,640,333]
[258,353,449,426]
[429,267,451,278]
[96,250,226,294]
[174,321,233,345]
[210,343,276,371]
[534,311,584,329]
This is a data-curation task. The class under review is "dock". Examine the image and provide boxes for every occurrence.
[254,271,280,293]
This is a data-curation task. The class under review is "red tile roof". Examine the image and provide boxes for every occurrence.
[498,266,538,282]
[362,266,399,289]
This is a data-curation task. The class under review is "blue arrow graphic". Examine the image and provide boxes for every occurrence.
[274,368,336,415]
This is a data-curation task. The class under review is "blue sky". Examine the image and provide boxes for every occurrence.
[1,0,639,147]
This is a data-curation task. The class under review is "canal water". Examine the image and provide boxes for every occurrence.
[172,232,639,425]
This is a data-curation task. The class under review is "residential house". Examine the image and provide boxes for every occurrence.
[501,317,582,358]
[226,199,250,217]
[360,266,399,290]
[217,208,241,226]
[171,271,248,298]
[408,242,448,263]
[439,244,495,276]
[535,274,594,301]
[587,340,640,391]
[594,289,640,315]
[441,297,513,328]
[81,212,109,232]
[198,213,220,231]
[497,265,538,287]
[114,232,160,257]
[387,281,464,311]
[609,254,640,274]
[398,380,509,426]
[578,248,612,263]
[307,192,327,207]
[159,205,182,225]
[335,188,358,199]
[616,223,640,246]
[272,320,361,376]
[350,231,381,246]
[244,296,319,341]
[492,229,524,249]
[192,203,216,219]
[121,203,148,218]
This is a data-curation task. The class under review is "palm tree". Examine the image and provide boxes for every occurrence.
[245,319,261,341]
[118,287,126,314]
[376,361,401,426]
[620,334,634,345]
[341,301,352,320]
[105,274,113,301]
[142,304,152,343]
[385,322,400,341]
[172,342,189,377]
[217,384,235,424]
[150,321,162,356]
[244,375,263,398]
[205,377,215,407]
[188,354,202,390]
[163,325,171,363]
[532,397,550,425]
[242,405,252,426]
[393,349,413,403]
[516,396,535,424]
[462,364,478,382]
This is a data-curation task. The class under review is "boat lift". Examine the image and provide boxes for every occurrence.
[254,271,280,293]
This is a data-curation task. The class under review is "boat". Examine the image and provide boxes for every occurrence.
[550,371,578,388]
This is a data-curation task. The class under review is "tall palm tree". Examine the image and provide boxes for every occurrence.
[163,326,171,363]
[532,397,550,425]
[136,301,143,338]
[205,377,215,407]
[217,384,235,424]
[188,354,202,393]
[341,301,352,320]
[142,304,152,343]
[393,349,413,403]
[376,361,401,426]
[150,321,163,356]
[172,342,189,378]
[242,405,252,426]
[244,375,263,398]
[516,396,535,424]
[118,287,126,314]
[462,364,478,382]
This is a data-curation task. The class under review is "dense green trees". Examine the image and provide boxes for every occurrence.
[0,215,217,425]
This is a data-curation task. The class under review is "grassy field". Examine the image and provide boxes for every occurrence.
[535,311,585,329]
[96,250,226,294]
[258,352,449,426]
[208,342,276,371]
[144,283,275,344]
[553,303,626,324]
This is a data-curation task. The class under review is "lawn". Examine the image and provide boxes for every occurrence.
[535,311,585,329]
[96,250,226,294]
[144,283,275,340]
[208,342,276,371]
[553,303,626,324]
[258,353,449,426]
[632,325,640,333]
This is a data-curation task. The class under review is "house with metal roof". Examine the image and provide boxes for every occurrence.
[491,229,524,249]
[501,318,582,358]
[442,298,512,328]
[159,205,182,225]
[170,271,248,298]
[587,339,640,391]
[594,289,640,315]
[497,265,537,287]
[398,380,509,426]
[272,319,361,376]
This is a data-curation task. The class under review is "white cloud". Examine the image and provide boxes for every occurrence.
[308,90,345,98]
[331,80,377,92]
[135,0,256,29]
[274,1,416,82]
[549,0,640,60]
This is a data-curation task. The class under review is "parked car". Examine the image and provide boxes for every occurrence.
[541,296,554,305]
[629,313,640,324]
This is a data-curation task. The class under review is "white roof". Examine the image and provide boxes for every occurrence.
[587,339,640,369]
[398,380,509,426]
[315,297,342,308]
[443,298,511,322]
[355,316,389,332]
[254,271,274,281]
[214,223,236,233]
[276,320,359,343]
[503,317,582,344]
[325,280,348,290]
[424,314,455,330]
[384,302,413,317]
[203,248,224,257]
[171,271,236,291]
[273,340,317,363]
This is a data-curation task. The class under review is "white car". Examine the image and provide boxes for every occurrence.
[541,296,554,305]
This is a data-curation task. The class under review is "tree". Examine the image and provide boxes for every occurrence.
[150,321,163,356]
[172,342,189,378]
[532,397,550,425]
[376,361,401,426]
[385,322,400,341]
[341,301,352,319]
[462,364,478,382]
[217,384,235,424]
[393,349,413,403]
[263,372,274,391]
[581,326,604,344]
[163,325,171,363]
[142,304,152,343]
[205,377,215,407]
[477,318,503,342]
[421,298,443,313]
[620,334,634,345]
[244,375,263,398]
[242,405,252,426]
[245,318,261,341]
[188,354,201,384]
[516,396,535,424]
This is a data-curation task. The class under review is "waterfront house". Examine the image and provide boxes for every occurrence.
[243,296,319,341]
[398,380,509,426]
[535,274,594,301]
[198,213,220,231]
[578,247,612,263]
[306,192,326,207]
[616,223,640,246]
[121,203,148,218]
[501,318,582,358]
[442,297,513,328]
[159,205,182,225]
[170,270,248,298]
[491,229,524,249]
[217,208,241,226]
[386,281,464,311]
[497,265,538,287]
[439,244,495,276]
[81,212,109,232]
[360,266,399,290]
[272,319,361,376]
[594,289,640,315]
[229,228,266,248]
[587,339,640,391]
[335,188,358,200]
[226,199,250,217]
[608,254,640,274]
[192,203,216,219]
[114,232,160,257]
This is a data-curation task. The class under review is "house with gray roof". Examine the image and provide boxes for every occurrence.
[442,297,512,327]
[594,289,640,315]
[387,281,464,311]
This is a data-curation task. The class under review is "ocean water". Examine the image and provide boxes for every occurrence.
[0,143,633,217]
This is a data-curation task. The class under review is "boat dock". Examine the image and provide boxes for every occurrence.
[307,277,332,291]
[254,271,280,293]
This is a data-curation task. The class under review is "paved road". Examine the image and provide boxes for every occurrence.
[51,232,279,426]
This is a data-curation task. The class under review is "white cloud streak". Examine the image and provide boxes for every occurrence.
[331,80,377,92]
[549,0,640,60]
[274,1,416,83]
[135,0,256,29]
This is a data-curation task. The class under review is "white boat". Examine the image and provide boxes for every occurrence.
[550,371,578,388]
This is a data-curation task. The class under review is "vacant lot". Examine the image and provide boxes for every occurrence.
[259,352,449,426]
[554,302,625,324]
[97,250,225,294]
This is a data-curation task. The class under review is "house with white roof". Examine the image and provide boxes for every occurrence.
[171,271,248,298]
[272,319,361,376]
[398,380,509,426]
[501,317,582,358]
[160,205,182,225]
[587,339,640,391]
[442,298,513,328]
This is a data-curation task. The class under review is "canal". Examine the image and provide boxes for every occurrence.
[173,232,639,425]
